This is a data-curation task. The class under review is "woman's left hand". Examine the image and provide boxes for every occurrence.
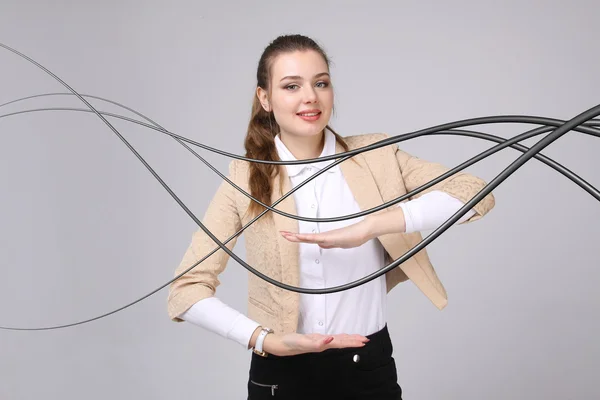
[280,220,372,249]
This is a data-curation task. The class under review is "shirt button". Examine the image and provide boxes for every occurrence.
[311,204,316,209]
[315,259,320,264]
[312,229,316,233]
[318,321,324,326]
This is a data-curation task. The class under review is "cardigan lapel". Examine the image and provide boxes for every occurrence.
[336,142,414,274]
[270,166,300,288]
[336,141,431,288]
[336,141,389,222]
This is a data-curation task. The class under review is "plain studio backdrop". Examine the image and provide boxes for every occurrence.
[0,1,598,399]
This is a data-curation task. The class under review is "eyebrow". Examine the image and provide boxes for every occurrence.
[279,72,330,82]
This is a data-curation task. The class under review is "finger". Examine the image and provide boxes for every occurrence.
[323,336,334,345]
[336,335,369,344]
[280,233,299,242]
[279,232,303,241]
[281,232,327,245]
[312,336,334,351]
[294,233,324,243]
[319,243,336,249]
[329,341,366,349]
[327,335,370,348]
[302,235,330,246]
[332,333,369,342]
[281,234,309,244]
[325,339,366,349]
[348,334,370,342]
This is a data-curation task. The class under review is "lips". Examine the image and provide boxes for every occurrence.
[296,110,322,121]
[296,109,321,117]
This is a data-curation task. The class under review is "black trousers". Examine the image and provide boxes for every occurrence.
[247,325,402,400]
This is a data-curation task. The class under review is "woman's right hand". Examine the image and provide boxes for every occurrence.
[263,332,370,357]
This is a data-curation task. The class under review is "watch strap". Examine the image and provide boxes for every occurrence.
[253,327,273,357]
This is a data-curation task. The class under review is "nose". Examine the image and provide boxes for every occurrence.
[302,86,318,103]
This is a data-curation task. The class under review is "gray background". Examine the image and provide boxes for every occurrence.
[1,1,598,399]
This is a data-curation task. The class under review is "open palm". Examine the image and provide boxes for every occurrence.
[279,332,369,356]
[280,220,370,249]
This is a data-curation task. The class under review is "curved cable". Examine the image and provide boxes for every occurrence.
[0,105,597,330]
[1,106,599,213]
[0,42,598,330]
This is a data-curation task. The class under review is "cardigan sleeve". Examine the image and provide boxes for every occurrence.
[385,133,496,223]
[167,160,243,322]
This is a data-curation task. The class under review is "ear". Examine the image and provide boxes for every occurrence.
[256,87,270,112]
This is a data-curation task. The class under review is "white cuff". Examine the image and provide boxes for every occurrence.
[398,190,476,233]
[180,297,261,349]
[398,202,416,233]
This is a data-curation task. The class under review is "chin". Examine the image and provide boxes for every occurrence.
[297,123,328,137]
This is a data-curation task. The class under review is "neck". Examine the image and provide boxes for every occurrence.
[279,130,325,160]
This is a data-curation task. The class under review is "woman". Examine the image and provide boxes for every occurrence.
[167,34,495,399]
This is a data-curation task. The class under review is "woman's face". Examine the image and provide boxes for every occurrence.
[258,50,333,140]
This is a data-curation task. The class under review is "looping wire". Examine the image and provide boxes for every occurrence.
[0,42,598,331]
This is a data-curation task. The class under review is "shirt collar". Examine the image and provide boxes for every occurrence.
[274,129,340,178]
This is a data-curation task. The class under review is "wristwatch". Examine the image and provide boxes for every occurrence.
[252,326,274,357]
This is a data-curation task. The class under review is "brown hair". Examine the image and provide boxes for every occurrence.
[243,34,350,219]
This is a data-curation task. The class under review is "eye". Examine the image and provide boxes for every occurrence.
[285,84,299,90]
[316,81,329,88]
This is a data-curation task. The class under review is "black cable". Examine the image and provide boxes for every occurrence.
[0,42,598,331]
[0,106,597,331]
[1,105,599,217]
